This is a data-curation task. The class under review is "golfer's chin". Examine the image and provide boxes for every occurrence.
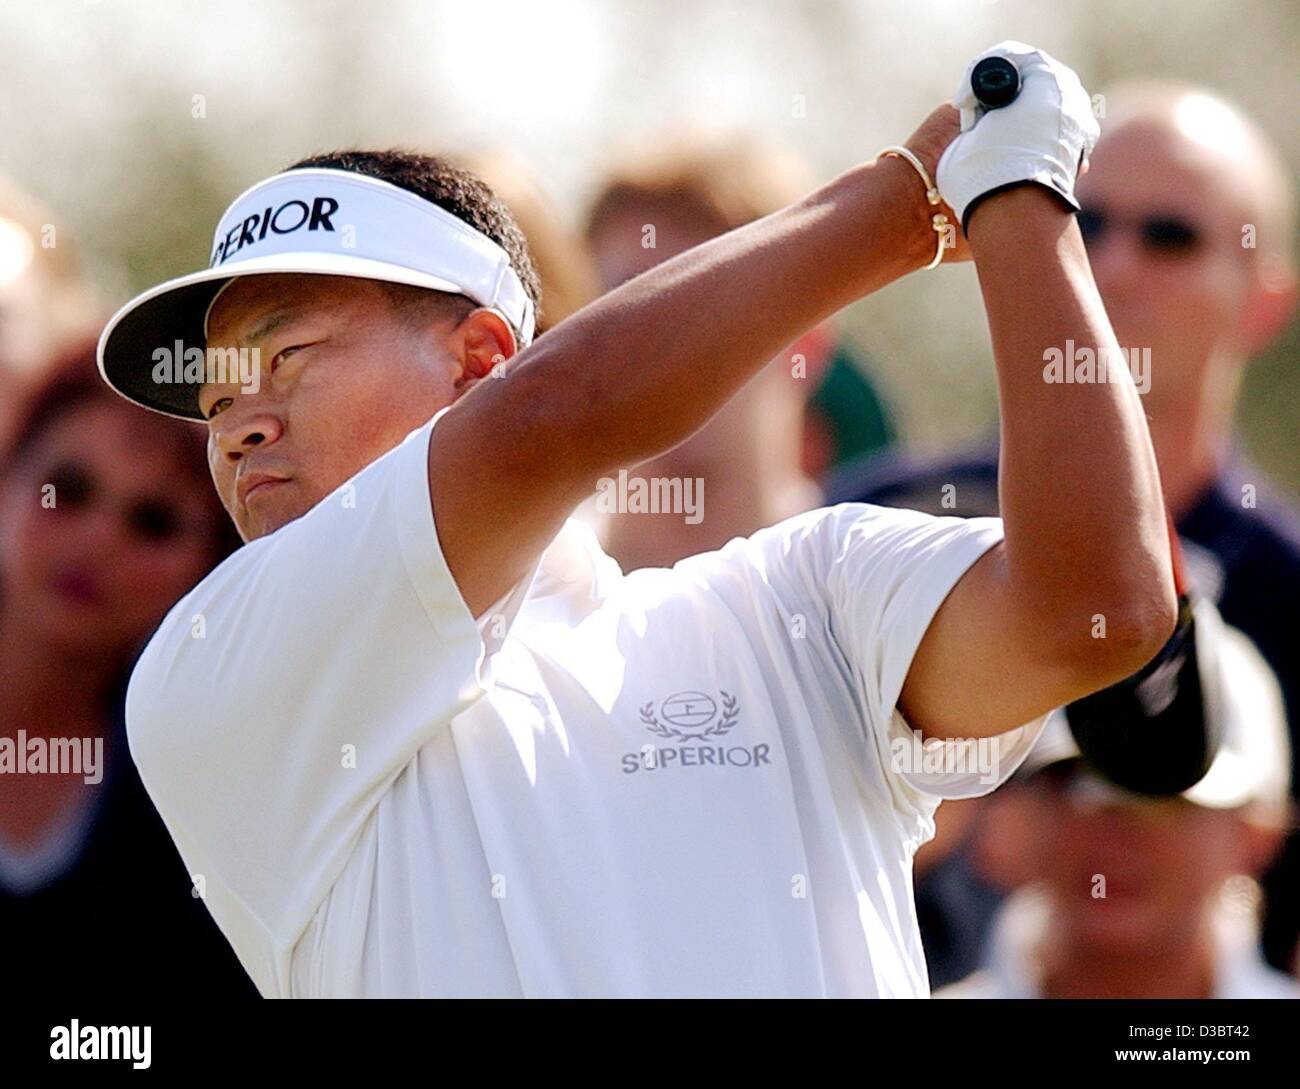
[238,483,309,542]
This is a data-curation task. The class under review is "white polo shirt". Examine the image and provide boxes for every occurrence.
[126,411,1045,998]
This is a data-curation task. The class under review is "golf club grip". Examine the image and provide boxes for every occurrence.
[971,56,1021,110]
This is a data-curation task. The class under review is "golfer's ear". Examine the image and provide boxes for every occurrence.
[453,307,517,383]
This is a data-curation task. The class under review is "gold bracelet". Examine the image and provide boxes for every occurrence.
[877,146,950,271]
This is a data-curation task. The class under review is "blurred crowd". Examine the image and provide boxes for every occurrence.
[1,75,1296,1000]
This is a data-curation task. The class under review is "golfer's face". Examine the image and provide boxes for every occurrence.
[200,274,460,541]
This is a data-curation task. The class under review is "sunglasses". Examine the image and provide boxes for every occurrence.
[1077,207,1204,256]
[40,461,202,544]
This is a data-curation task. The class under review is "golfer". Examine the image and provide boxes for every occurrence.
[97,43,1176,997]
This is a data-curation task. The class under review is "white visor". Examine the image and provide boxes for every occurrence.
[96,167,536,420]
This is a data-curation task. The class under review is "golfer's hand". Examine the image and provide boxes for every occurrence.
[937,41,1100,229]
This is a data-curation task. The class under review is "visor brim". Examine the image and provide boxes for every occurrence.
[97,253,467,421]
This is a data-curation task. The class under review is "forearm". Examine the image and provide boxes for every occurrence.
[432,154,935,616]
[487,155,933,485]
[969,187,1176,662]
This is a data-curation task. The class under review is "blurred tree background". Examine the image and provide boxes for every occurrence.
[2,0,1295,493]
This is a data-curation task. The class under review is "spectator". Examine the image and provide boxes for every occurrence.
[583,131,891,569]
[938,600,1297,999]
[0,344,255,999]
[831,80,1300,976]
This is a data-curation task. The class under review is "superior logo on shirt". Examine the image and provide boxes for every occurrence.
[622,689,772,773]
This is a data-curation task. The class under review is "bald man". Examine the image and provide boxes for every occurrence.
[832,81,1300,980]
[1083,82,1295,518]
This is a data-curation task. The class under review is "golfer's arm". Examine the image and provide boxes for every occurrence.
[898,186,1177,740]
[431,157,935,617]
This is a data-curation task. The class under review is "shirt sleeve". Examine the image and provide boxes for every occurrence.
[124,407,520,995]
[754,504,1047,832]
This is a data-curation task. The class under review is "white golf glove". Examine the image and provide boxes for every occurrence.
[936,41,1100,227]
